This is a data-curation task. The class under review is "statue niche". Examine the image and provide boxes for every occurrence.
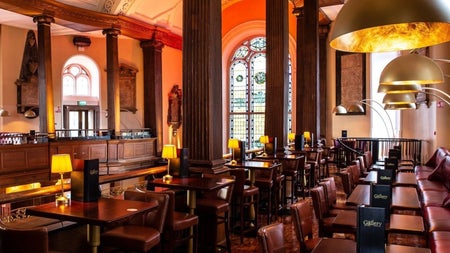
[16,30,39,115]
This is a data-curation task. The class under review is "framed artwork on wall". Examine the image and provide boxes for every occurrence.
[336,51,366,115]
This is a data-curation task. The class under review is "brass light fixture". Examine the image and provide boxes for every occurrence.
[330,0,450,52]
[51,154,73,206]
[384,103,417,110]
[259,135,269,156]
[0,108,9,117]
[227,138,239,165]
[162,144,177,182]
[379,54,445,86]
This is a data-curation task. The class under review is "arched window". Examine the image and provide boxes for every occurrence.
[61,56,100,137]
[63,64,91,97]
[229,37,292,149]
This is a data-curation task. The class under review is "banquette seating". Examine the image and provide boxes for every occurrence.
[414,147,450,253]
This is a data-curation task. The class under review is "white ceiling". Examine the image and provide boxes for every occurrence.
[0,0,342,37]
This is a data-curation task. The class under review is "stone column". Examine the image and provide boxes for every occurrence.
[141,40,164,155]
[265,0,289,148]
[33,15,55,139]
[182,0,225,174]
[103,28,121,138]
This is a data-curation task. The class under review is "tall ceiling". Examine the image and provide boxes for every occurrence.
[0,0,343,38]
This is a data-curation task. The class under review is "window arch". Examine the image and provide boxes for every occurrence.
[63,64,91,97]
[229,37,292,149]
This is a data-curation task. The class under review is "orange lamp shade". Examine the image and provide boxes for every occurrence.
[259,135,269,144]
[288,133,296,142]
[162,144,177,159]
[303,131,311,141]
[228,138,240,149]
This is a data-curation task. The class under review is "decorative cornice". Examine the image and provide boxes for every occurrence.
[0,0,182,49]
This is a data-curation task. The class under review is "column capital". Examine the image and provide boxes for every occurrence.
[292,6,304,17]
[140,40,165,51]
[102,27,121,37]
[33,14,55,25]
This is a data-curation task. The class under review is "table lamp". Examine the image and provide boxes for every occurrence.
[303,131,311,148]
[259,135,269,156]
[162,144,177,182]
[51,154,73,206]
[228,138,239,165]
[288,132,295,143]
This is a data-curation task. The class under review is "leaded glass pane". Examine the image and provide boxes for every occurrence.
[230,114,248,141]
[251,54,266,113]
[250,113,265,149]
[63,75,75,96]
[77,75,90,96]
[249,37,266,52]
[232,45,249,60]
[230,61,248,113]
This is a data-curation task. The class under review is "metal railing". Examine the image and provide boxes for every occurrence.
[335,137,422,166]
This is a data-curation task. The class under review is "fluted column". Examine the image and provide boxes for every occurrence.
[182,0,224,173]
[319,25,330,139]
[103,28,121,138]
[33,15,55,139]
[295,0,320,138]
[265,0,289,148]
[141,40,164,155]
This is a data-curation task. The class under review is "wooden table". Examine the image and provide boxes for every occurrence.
[394,172,418,187]
[346,184,370,206]
[147,176,235,253]
[311,238,430,253]
[391,186,421,212]
[26,198,158,253]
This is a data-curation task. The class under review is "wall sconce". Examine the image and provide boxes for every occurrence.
[228,138,239,165]
[51,154,73,206]
[73,36,91,51]
[330,0,450,52]
[162,144,177,182]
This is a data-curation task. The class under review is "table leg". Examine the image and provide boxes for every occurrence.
[249,170,256,219]
[187,190,196,253]
[87,224,100,253]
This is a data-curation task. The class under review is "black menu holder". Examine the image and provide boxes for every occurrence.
[233,140,246,162]
[357,205,386,253]
[384,158,398,172]
[294,134,304,150]
[377,169,394,185]
[71,159,100,202]
[388,148,401,160]
[370,184,392,222]
[169,148,189,178]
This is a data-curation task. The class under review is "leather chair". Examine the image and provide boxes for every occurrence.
[195,174,235,253]
[310,186,356,237]
[257,222,286,253]
[290,200,322,253]
[161,190,199,253]
[100,190,170,253]
[0,224,49,253]
[229,168,259,243]
[281,156,301,206]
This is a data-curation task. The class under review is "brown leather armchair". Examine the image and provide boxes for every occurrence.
[100,190,169,253]
[257,222,285,253]
[0,224,49,253]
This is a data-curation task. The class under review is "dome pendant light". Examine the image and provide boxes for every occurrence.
[330,0,450,53]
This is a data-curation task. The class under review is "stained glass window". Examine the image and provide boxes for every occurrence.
[229,37,292,150]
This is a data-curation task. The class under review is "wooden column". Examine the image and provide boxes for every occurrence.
[182,0,225,173]
[141,40,164,155]
[103,28,121,138]
[319,25,330,140]
[265,0,289,148]
[33,15,55,139]
[295,0,320,139]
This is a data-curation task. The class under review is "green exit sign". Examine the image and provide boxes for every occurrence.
[77,101,87,106]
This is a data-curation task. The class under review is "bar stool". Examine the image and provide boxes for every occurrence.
[229,168,259,243]
[281,156,301,205]
[195,174,235,252]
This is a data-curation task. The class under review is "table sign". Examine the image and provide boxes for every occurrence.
[376,169,394,185]
[357,205,385,253]
[370,184,392,222]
